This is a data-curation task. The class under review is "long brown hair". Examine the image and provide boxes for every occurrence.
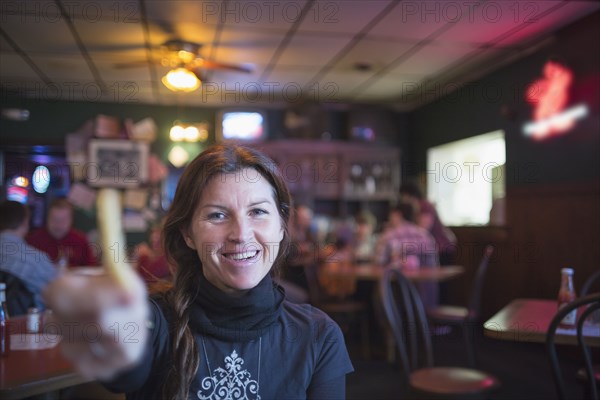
[161,144,292,400]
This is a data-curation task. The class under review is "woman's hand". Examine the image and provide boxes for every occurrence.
[42,270,149,380]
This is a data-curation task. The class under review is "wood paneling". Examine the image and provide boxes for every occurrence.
[505,181,600,300]
[447,180,599,320]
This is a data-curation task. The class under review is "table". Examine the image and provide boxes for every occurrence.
[483,298,600,347]
[353,264,465,282]
[0,317,92,400]
[345,264,465,362]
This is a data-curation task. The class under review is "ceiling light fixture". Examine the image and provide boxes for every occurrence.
[162,67,201,92]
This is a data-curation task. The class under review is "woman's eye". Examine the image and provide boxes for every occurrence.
[207,212,226,220]
[250,208,268,216]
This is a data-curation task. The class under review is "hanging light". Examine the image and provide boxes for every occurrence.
[170,121,209,142]
[168,145,190,168]
[162,68,201,92]
[169,124,186,141]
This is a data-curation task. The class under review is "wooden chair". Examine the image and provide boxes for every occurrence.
[0,270,36,317]
[304,260,371,359]
[546,292,600,400]
[577,270,600,386]
[380,268,500,399]
[426,245,494,367]
[581,270,600,296]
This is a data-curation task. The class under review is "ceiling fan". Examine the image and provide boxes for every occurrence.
[115,39,253,92]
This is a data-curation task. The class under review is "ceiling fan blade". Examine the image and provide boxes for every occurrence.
[114,60,153,69]
[190,58,252,73]
[190,69,209,83]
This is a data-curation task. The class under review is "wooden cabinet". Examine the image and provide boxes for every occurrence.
[253,140,401,219]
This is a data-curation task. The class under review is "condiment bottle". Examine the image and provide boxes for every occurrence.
[557,268,577,327]
[0,282,10,356]
[57,248,68,273]
[27,308,41,333]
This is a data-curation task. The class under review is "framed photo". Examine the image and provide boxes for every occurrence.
[87,139,149,187]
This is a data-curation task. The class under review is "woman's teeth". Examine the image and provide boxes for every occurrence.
[227,250,258,260]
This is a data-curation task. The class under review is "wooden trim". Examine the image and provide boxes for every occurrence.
[507,180,600,197]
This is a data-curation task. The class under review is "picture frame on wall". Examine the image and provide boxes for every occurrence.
[87,139,149,187]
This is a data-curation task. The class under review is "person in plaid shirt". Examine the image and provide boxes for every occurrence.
[375,202,439,307]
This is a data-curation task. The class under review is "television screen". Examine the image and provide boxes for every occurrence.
[218,111,266,141]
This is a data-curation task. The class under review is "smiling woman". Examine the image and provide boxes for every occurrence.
[182,167,284,294]
[43,144,353,400]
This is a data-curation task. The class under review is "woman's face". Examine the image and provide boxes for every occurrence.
[184,168,284,294]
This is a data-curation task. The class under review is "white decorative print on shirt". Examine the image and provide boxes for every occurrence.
[197,350,260,400]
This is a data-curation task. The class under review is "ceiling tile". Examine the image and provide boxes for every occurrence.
[369,2,447,40]
[496,1,600,47]
[91,57,152,82]
[388,42,478,76]
[332,37,414,70]
[146,0,307,32]
[298,0,393,34]
[219,0,309,31]
[1,14,75,53]
[144,2,216,45]
[354,75,427,101]
[320,71,380,99]
[0,35,13,52]
[28,54,94,80]
[275,35,354,67]
[73,19,145,53]
[0,54,40,80]
[213,29,282,67]
[437,1,566,45]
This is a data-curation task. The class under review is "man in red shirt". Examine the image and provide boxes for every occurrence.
[27,198,98,268]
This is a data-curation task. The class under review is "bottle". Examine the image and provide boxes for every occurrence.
[57,248,68,273]
[27,308,40,333]
[557,268,577,327]
[1,282,10,357]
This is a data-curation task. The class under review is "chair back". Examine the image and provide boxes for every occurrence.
[581,270,600,296]
[467,245,494,319]
[0,270,36,316]
[380,268,434,383]
[546,292,600,400]
[304,251,357,306]
[318,260,357,299]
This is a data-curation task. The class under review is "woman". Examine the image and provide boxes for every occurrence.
[44,144,353,399]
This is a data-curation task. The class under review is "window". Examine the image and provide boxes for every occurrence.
[426,130,505,226]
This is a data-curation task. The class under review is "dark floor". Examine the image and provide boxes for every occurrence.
[346,326,593,400]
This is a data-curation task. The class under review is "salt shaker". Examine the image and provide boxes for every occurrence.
[26,308,40,333]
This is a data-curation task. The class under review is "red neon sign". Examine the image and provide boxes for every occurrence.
[524,61,587,139]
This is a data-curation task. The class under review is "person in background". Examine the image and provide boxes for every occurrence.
[134,222,171,287]
[284,204,319,289]
[400,182,457,265]
[0,200,57,311]
[351,210,378,264]
[375,202,439,307]
[381,205,404,234]
[43,144,353,399]
[27,198,97,268]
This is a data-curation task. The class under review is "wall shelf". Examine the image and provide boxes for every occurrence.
[253,139,401,219]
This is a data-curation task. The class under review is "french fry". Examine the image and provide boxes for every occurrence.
[96,188,137,291]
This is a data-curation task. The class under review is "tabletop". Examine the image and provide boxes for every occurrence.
[352,264,465,282]
[0,316,92,400]
[483,298,600,347]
